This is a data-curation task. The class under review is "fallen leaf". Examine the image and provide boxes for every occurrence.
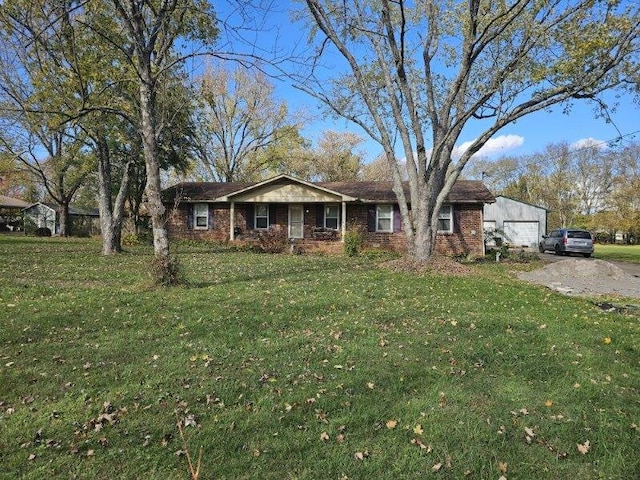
[544,399,553,407]
[525,426,535,444]
[385,419,398,429]
[604,337,612,344]
[366,382,375,389]
[413,424,424,435]
[354,450,369,460]
[432,462,442,472]
[320,432,330,442]
[498,461,508,474]
[410,438,432,452]
[28,453,36,461]
[577,440,591,455]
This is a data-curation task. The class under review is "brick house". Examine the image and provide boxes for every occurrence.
[162,174,495,256]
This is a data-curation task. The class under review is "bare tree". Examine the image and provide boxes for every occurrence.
[193,62,302,182]
[296,0,640,261]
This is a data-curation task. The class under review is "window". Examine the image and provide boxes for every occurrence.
[376,204,393,232]
[437,205,452,232]
[255,204,268,229]
[194,203,209,229]
[325,205,339,230]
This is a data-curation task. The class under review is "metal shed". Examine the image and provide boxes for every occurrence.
[483,196,547,248]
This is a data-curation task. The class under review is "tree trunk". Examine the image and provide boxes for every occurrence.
[96,140,131,255]
[139,76,174,283]
[59,203,71,237]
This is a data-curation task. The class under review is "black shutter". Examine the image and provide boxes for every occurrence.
[453,205,461,233]
[393,204,402,232]
[187,204,194,230]
[269,204,277,227]
[208,205,214,230]
[246,204,254,230]
[367,205,376,232]
[316,204,324,228]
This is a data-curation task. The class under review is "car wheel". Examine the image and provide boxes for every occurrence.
[554,244,561,255]
[538,244,545,253]
[583,253,592,258]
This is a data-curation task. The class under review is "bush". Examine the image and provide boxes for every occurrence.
[343,223,365,257]
[149,254,185,287]
[34,227,52,237]
[122,231,153,247]
[257,227,288,253]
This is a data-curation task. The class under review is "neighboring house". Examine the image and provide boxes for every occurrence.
[22,203,100,236]
[162,174,495,256]
[0,195,30,231]
[483,195,547,248]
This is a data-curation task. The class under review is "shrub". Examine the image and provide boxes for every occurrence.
[149,254,185,287]
[257,227,288,253]
[344,223,365,257]
[122,231,153,247]
[34,227,52,237]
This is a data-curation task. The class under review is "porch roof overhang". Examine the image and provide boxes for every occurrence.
[221,174,357,203]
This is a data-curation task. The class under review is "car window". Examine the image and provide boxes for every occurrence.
[568,231,591,239]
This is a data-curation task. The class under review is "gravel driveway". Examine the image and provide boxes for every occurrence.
[518,257,640,299]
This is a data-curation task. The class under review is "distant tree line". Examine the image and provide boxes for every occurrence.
[466,141,640,243]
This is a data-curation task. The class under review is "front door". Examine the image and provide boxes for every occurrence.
[288,205,304,239]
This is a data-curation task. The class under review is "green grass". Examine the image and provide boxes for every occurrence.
[1,236,639,479]
[594,244,640,264]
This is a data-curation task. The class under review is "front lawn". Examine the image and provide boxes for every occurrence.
[594,244,640,264]
[1,237,638,479]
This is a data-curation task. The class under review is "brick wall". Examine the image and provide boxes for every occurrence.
[434,204,484,256]
[165,201,485,256]
[165,203,230,241]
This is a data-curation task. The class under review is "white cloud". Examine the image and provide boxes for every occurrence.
[453,134,525,159]
[569,137,607,151]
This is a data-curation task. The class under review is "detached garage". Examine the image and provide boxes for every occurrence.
[484,196,547,248]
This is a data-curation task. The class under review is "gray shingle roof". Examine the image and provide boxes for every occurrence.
[162,178,494,204]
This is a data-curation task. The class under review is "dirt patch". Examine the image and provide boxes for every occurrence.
[518,259,640,299]
[380,255,473,277]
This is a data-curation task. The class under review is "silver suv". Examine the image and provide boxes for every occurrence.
[539,229,594,257]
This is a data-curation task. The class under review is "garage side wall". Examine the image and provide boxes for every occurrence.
[483,196,547,248]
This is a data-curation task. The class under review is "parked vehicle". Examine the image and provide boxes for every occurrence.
[539,228,594,257]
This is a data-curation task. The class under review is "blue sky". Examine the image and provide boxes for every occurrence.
[274,77,639,167]
[215,2,640,167]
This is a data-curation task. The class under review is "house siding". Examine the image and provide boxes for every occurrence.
[434,204,484,256]
[166,201,485,256]
[166,203,230,241]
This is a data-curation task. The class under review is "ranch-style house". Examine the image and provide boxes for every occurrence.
[162,174,495,256]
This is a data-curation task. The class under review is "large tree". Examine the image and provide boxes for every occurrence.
[101,0,217,283]
[193,62,301,182]
[297,0,640,261]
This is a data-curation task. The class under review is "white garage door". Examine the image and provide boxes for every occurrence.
[503,221,539,247]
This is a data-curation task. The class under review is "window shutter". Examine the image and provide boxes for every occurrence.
[269,204,276,227]
[187,204,194,230]
[316,204,324,228]
[246,204,254,230]
[208,205,214,230]
[453,205,461,233]
[367,205,376,232]
[393,204,402,232]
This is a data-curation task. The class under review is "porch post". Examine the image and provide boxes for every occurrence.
[341,201,347,242]
[230,201,235,241]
